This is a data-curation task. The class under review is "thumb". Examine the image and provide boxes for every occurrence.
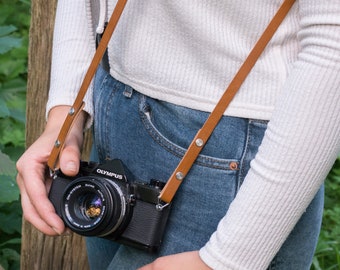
[59,144,81,176]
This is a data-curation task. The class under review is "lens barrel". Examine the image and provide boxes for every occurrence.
[61,176,129,237]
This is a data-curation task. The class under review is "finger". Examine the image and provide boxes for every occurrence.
[59,143,82,176]
[58,123,84,176]
[17,172,64,235]
[18,162,65,234]
[19,180,59,235]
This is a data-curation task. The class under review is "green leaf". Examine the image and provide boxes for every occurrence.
[0,248,20,267]
[0,216,21,235]
[0,99,10,117]
[311,257,322,270]
[2,146,25,162]
[0,54,27,78]
[0,25,23,55]
[0,175,19,204]
[0,151,16,176]
[0,201,22,234]
[0,118,25,147]
[0,26,17,37]
[0,78,27,124]
[0,239,21,248]
[0,36,22,55]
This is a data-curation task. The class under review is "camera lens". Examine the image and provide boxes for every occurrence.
[61,176,131,237]
[78,193,102,219]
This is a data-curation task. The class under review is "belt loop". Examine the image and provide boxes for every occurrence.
[123,85,133,98]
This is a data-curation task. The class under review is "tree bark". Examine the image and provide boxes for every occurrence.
[21,0,91,269]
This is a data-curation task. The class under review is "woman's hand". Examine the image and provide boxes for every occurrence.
[16,106,87,235]
[138,251,211,270]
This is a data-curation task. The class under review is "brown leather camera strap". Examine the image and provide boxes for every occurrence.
[159,0,295,203]
[47,0,128,170]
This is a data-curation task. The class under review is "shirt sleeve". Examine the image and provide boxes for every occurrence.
[199,0,340,269]
[46,0,96,128]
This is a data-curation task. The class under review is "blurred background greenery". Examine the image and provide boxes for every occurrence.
[0,0,339,269]
[0,0,29,269]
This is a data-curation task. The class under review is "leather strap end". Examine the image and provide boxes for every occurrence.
[47,102,85,171]
[159,173,183,204]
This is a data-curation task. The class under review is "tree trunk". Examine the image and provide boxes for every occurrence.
[21,0,91,269]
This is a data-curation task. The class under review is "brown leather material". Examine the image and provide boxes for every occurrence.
[47,0,128,171]
[159,0,296,203]
[47,102,85,170]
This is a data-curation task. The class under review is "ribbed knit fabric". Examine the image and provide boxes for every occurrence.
[46,0,340,269]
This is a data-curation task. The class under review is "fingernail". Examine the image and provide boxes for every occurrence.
[62,229,72,236]
[52,227,62,235]
[65,161,77,173]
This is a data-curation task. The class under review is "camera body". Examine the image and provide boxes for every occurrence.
[49,159,171,252]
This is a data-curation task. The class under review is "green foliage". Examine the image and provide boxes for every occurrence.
[0,0,30,269]
[312,157,340,270]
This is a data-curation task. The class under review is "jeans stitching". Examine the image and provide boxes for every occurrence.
[236,119,251,192]
[94,71,111,160]
[138,95,239,171]
[95,73,122,160]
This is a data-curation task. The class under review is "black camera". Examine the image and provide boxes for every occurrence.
[48,159,171,252]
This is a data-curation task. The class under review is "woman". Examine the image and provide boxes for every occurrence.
[17,0,340,269]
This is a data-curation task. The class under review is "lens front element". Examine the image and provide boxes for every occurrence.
[79,193,102,219]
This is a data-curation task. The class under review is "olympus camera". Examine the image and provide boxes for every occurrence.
[48,159,171,252]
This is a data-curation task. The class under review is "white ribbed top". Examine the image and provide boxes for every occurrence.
[47,0,340,269]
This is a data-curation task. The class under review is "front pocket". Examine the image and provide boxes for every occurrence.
[139,95,242,171]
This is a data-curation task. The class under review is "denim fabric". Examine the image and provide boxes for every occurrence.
[86,67,323,270]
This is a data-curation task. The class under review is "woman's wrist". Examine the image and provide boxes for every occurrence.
[45,105,87,133]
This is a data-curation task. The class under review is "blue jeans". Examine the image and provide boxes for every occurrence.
[86,67,324,270]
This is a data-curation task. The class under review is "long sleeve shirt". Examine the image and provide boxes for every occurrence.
[46,0,340,269]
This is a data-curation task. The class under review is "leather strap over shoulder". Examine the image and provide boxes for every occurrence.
[158,0,296,203]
